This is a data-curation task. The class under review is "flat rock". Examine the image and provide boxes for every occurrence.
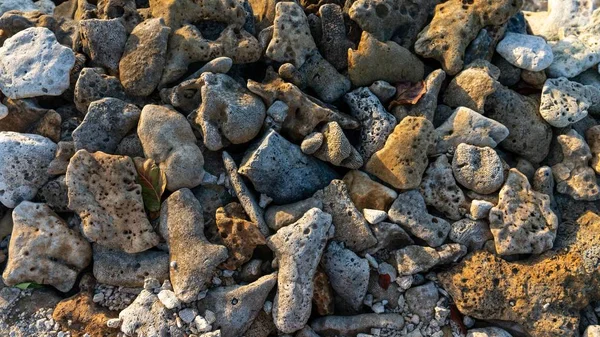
[342,170,397,211]
[322,241,369,311]
[496,32,553,71]
[66,150,159,253]
[0,27,75,98]
[452,144,505,195]
[119,289,181,337]
[0,132,56,208]
[264,195,322,231]
[310,313,404,336]
[540,77,599,128]
[394,243,466,276]
[420,155,466,220]
[92,245,169,288]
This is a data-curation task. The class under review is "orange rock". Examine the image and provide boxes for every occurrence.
[53,292,118,337]
[342,170,397,211]
[312,267,334,315]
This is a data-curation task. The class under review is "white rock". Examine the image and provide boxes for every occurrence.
[496,33,553,71]
[584,325,600,337]
[0,0,36,16]
[157,290,180,309]
[179,308,197,324]
[539,77,599,127]
[35,0,55,14]
[0,27,75,99]
[396,275,413,291]
[363,209,388,224]
[469,200,494,220]
[194,316,211,333]
[547,36,600,78]
[371,302,385,313]
[0,102,7,120]
[106,318,122,328]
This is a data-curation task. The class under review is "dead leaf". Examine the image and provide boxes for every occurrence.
[389,80,427,109]
[133,157,167,215]
[449,304,467,335]
[378,273,391,290]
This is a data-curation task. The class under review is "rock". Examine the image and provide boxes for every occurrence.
[420,155,466,220]
[116,133,144,158]
[138,104,206,191]
[320,180,377,252]
[495,32,553,71]
[0,0,37,15]
[265,2,316,67]
[586,126,600,174]
[74,68,128,113]
[300,132,323,154]
[364,221,414,255]
[310,313,404,336]
[452,144,505,194]
[0,27,75,98]
[348,32,424,87]
[72,98,141,153]
[585,326,600,337]
[198,273,277,337]
[267,208,333,333]
[393,69,446,122]
[523,0,594,40]
[365,116,435,190]
[264,195,322,231]
[53,291,118,337]
[317,4,354,70]
[405,282,439,322]
[467,327,513,337]
[344,87,397,162]
[119,289,180,337]
[157,290,180,309]
[540,77,599,128]
[189,73,265,151]
[369,81,396,103]
[388,190,451,247]
[263,100,289,133]
[160,188,228,302]
[363,209,387,224]
[485,86,552,163]
[489,169,558,255]
[394,244,467,276]
[2,201,92,292]
[414,0,522,75]
[37,175,69,212]
[449,218,493,251]
[551,130,600,201]
[442,61,500,114]
[521,69,547,88]
[238,129,337,204]
[79,18,128,73]
[322,241,369,311]
[342,170,397,211]
[308,122,363,169]
[66,150,159,253]
[440,211,600,337]
[0,132,56,208]
[149,0,247,33]
[119,18,170,96]
[312,267,335,316]
[92,245,169,287]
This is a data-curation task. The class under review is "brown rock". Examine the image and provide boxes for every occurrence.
[443,61,501,113]
[342,170,397,211]
[53,291,118,337]
[47,141,75,175]
[264,194,323,231]
[312,267,334,315]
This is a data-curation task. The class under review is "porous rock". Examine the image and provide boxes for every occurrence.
[74,67,128,113]
[449,218,493,252]
[92,244,169,287]
[495,32,554,71]
[405,282,439,322]
[394,243,467,276]
[119,289,180,337]
[586,126,600,175]
[442,61,501,114]
[310,313,404,336]
[308,122,363,169]
[420,155,466,220]
[540,77,600,128]
[264,195,322,231]
[322,241,369,311]
[342,170,397,211]
[79,18,128,73]
[452,143,505,195]
[318,4,354,70]
[364,221,414,255]
[312,267,335,316]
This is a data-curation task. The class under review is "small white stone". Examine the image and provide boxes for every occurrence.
[106,318,122,328]
[263,300,273,314]
[397,294,405,309]
[92,293,104,303]
[170,261,178,269]
[363,294,374,307]
[496,32,554,71]
[157,290,180,309]
[371,302,385,313]
[363,209,388,224]
[410,314,420,324]
[143,278,161,291]
[365,253,379,269]
[463,315,475,328]
[584,325,600,337]
[204,310,216,324]
[434,305,450,322]
[194,316,211,333]
[469,200,494,220]
[178,308,197,324]
[396,275,413,291]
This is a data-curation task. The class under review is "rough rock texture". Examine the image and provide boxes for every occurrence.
[552,130,600,201]
[264,195,322,231]
[37,175,69,212]
[53,291,118,337]
[318,4,354,70]
[586,126,600,175]
[366,116,435,190]
[74,68,128,113]
[160,189,228,302]
[348,32,424,86]
[79,18,128,73]
[342,170,397,211]
[0,132,56,208]
[239,129,337,204]
[489,169,558,255]
[2,201,91,292]
[93,245,169,287]
[405,282,439,322]
[0,27,75,99]
[523,0,595,40]
[308,122,363,169]
[450,218,493,251]
[540,77,599,128]
[467,327,513,337]
[149,0,247,31]
[266,2,316,67]
[496,32,553,71]
[394,243,467,276]
[322,241,369,311]
[420,155,467,220]
[119,289,179,337]
[393,69,446,122]
[66,150,159,253]
[388,190,451,247]
[365,221,414,255]
[414,0,522,75]
[311,313,404,335]
[138,104,206,191]
[441,211,600,337]
[442,61,500,114]
[452,143,505,195]
[267,208,333,333]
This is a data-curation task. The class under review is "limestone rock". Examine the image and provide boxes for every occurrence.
[405,282,439,322]
[388,190,451,247]
[0,27,75,98]
[524,0,595,40]
[348,32,424,87]
[394,243,466,276]
[369,81,396,104]
[149,0,247,30]
[586,126,600,175]
[79,18,128,73]
[311,313,404,336]
[119,289,180,337]
[138,104,206,191]
[267,208,333,333]
[93,245,169,287]
[322,241,369,311]
[496,32,554,71]
[452,144,505,195]
[342,170,397,211]
[66,150,159,253]
[37,175,69,213]
[0,0,37,15]
[489,169,558,255]
[420,155,466,220]
[0,132,56,208]
[363,209,387,224]
[449,218,493,252]
[540,77,599,128]
[96,0,142,32]
[264,195,322,231]
[318,4,354,70]
[74,68,128,113]
[265,2,316,67]
[365,116,434,190]
[442,61,500,114]
[308,122,363,169]
[414,0,522,75]
[2,201,92,292]
[47,141,75,175]
[364,221,414,256]
[160,188,228,302]
[393,69,446,122]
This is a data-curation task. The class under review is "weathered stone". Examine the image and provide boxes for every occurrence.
[452,144,505,195]
[394,244,467,276]
[363,209,387,224]
[93,245,169,287]
[309,122,363,169]
[449,218,493,252]
[265,2,316,67]
[79,18,128,73]
[496,32,554,71]
[2,201,91,292]
[318,4,354,70]
[442,61,500,114]
[119,289,181,337]
[37,175,69,213]
[342,170,397,211]
[322,241,369,311]
[524,0,595,40]
[393,69,446,122]
[540,77,599,128]
[586,126,600,175]
[74,68,128,113]
[311,314,404,336]
[420,155,466,220]
[264,194,322,231]
[364,221,414,255]
[467,327,513,337]
[369,80,396,104]
[405,282,439,322]
[149,0,247,30]
[66,150,159,253]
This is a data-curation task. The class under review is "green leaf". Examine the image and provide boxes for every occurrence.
[133,157,167,214]
[14,282,43,289]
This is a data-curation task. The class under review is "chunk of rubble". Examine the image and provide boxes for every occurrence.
[452,143,505,195]
[322,241,369,311]
[303,122,363,169]
[311,313,404,335]
[539,77,600,128]
[420,155,467,220]
[119,289,181,337]
[342,170,397,211]
[394,244,467,276]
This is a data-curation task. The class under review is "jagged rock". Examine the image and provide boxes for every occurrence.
[524,0,595,40]
[0,132,56,208]
[238,129,337,204]
[489,169,558,255]
[66,150,159,253]
[149,0,247,30]
[93,245,169,287]
[420,155,466,220]
[160,188,228,302]
[469,199,495,221]
[496,32,553,71]
[0,27,75,98]
[441,211,600,337]
[344,87,397,162]
[119,289,181,337]
[369,81,396,104]
[79,18,128,73]
[540,77,600,128]
[393,69,446,122]
[318,4,354,70]
[394,243,467,276]
[74,68,128,113]
[307,122,363,169]
[264,195,322,231]
[364,221,414,255]
[551,130,600,201]
[363,209,387,224]
[310,314,404,336]
[388,190,451,247]
[365,116,434,189]
[138,104,206,191]
[342,170,397,211]
[449,218,493,252]
[2,201,91,292]
[443,61,500,114]
[414,0,522,75]
[95,0,141,32]
[320,180,377,252]
[452,143,505,195]
[348,32,424,86]
[267,208,333,333]
[46,142,74,175]
[265,2,316,67]
[322,241,369,311]
[198,273,277,337]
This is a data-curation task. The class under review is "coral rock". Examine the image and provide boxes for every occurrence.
[452,143,505,195]
[322,241,369,311]
[443,61,501,114]
[539,77,599,128]
[308,122,363,169]
[342,170,397,211]
[420,155,467,220]
[394,243,466,276]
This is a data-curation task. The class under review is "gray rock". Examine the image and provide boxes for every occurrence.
[322,241,369,311]
[116,133,144,158]
[368,81,396,103]
[79,19,128,73]
[540,77,599,128]
[264,195,322,231]
[405,282,439,322]
[0,27,75,99]
[74,68,128,113]
[119,289,181,337]
[394,244,467,276]
[0,132,56,208]
[239,129,337,204]
[452,144,505,195]
[364,221,414,256]
[47,141,75,176]
[72,98,141,153]
[495,32,553,71]
[0,0,37,15]
[493,54,522,87]
[267,208,333,333]
[420,155,467,220]
[92,245,169,287]
[467,327,513,337]
[318,4,354,70]
[449,219,493,251]
[37,175,69,212]
[388,190,451,248]
[310,314,404,337]
[393,69,446,122]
